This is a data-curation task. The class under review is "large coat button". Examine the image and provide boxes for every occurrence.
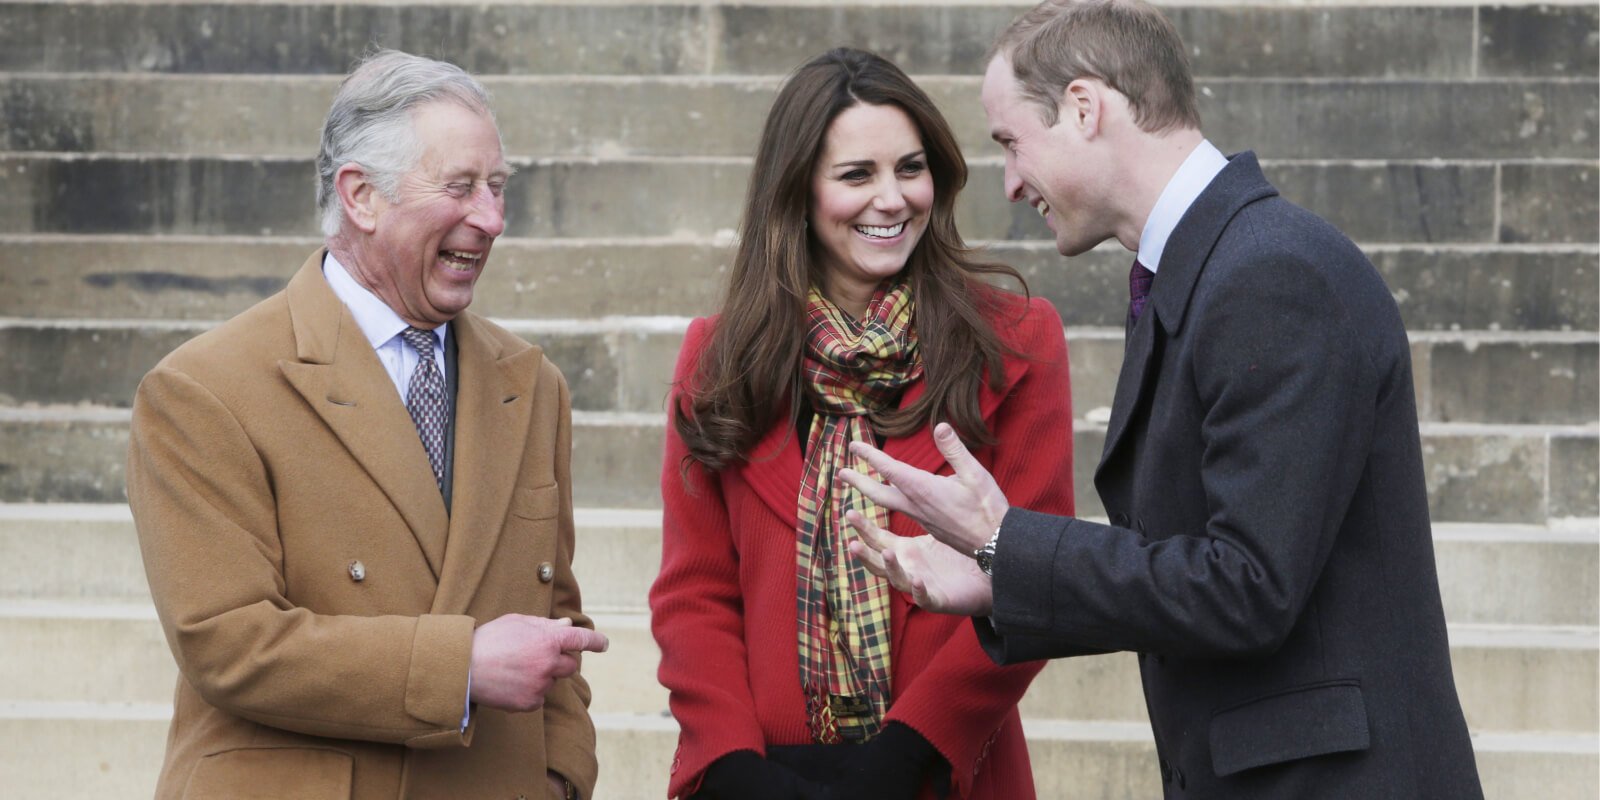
[348,560,366,582]
[537,562,555,583]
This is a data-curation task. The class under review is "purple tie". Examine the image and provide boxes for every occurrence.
[1128,259,1155,327]
[400,327,447,492]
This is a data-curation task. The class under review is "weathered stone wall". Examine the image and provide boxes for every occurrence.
[0,2,1594,796]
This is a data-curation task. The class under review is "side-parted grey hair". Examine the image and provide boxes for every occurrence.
[316,49,498,237]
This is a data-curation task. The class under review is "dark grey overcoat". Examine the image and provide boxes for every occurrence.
[978,153,1483,799]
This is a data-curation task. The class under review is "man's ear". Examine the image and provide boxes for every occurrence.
[1060,78,1103,138]
[334,164,380,234]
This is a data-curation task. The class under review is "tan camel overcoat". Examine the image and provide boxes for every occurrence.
[126,250,597,799]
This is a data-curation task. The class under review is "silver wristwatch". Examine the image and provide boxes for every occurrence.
[973,526,1002,576]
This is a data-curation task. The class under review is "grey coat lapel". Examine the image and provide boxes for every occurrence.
[1096,152,1280,481]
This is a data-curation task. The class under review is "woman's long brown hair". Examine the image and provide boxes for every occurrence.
[676,48,1027,472]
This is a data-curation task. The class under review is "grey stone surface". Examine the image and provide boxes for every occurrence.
[569,421,666,509]
[0,3,710,75]
[0,75,338,155]
[0,326,195,407]
[1500,163,1600,245]
[1370,247,1599,332]
[14,76,1594,163]
[23,320,1590,423]
[0,156,1529,244]
[1265,162,1497,244]
[11,416,1583,522]
[0,238,730,321]
[0,420,129,504]
[1426,340,1599,425]
[0,156,313,236]
[1479,4,1600,78]
[1551,435,1600,519]
[1435,537,1600,627]
[1199,80,1600,161]
[1422,433,1549,524]
[715,5,1475,78]
[12,239,1592,333]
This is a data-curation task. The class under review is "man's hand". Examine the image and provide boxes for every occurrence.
[837,422,1009,553]
[469,614,609,712]
[846,509,994,617]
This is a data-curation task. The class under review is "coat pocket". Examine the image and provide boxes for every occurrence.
[1208,680,1370,777]
[510,483,560,521]
[182,746,352,799]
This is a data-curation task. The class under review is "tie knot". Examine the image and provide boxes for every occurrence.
[400,326,435,356]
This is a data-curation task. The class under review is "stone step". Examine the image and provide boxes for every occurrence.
[3,409,1596,522]
[2,2,1592,81]
[6,74,1596,162]
[3,155,1595,246]
[0,696,1594,798]
[5,236,1595,334]
[5,505,1595,626]
[3,603,1594,735]
[5,319,1594,425]
[2,711,1594,800]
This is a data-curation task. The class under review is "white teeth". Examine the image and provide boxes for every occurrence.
[440,250,482,270]
[1036,202,1051,219]
[855,222,906,239]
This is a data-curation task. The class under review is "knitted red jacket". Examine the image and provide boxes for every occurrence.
[650,294,1077,799]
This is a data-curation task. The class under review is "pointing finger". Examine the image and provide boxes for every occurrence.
[558,626,610,654]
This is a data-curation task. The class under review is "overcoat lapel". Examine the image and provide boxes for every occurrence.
[736,358,1033,528]
[431,312,542,613]
[278,251,450,577]
[1095,152,1279,482]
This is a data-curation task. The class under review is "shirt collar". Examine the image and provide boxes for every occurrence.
[1136,139,1228,274]
[321,251,446,349]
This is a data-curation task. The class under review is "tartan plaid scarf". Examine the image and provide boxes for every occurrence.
[795,281,922,744]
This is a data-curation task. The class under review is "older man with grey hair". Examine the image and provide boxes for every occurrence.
[127,50,607,799]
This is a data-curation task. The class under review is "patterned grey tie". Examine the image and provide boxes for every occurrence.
[400,327,447,492]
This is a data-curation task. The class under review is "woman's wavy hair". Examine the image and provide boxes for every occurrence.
[675,47,1028,472]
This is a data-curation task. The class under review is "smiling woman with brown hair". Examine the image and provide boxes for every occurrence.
[648,48,1077,800]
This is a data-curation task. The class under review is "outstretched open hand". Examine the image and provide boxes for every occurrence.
[836,422,1009,553]
[845,508,994,617]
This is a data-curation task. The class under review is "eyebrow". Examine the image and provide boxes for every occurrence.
[829,150,927,169]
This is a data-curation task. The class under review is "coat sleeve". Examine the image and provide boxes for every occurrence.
[985,254,1379,660]
[540,364,600,798]
[126,365,476,747]
[648,318,769,798]
[886,296,1076,797]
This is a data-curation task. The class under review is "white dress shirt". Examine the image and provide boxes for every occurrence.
[1136,139,1229,273]
[321,252,446,399]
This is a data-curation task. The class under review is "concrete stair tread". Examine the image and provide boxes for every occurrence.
[4,504,1597,625]
[5,602,1594,733]
[7,73,1596,162]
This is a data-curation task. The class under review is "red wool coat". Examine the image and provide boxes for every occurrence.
[649,294,1077,799]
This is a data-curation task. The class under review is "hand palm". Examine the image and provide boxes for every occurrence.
[889,534,993,617]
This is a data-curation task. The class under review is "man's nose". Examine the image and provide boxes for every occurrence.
[468,185,506,238]
[1003,161,1024,203]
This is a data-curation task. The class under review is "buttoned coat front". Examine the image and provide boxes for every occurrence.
[126,250,598,799]
[979,154,1481,798]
